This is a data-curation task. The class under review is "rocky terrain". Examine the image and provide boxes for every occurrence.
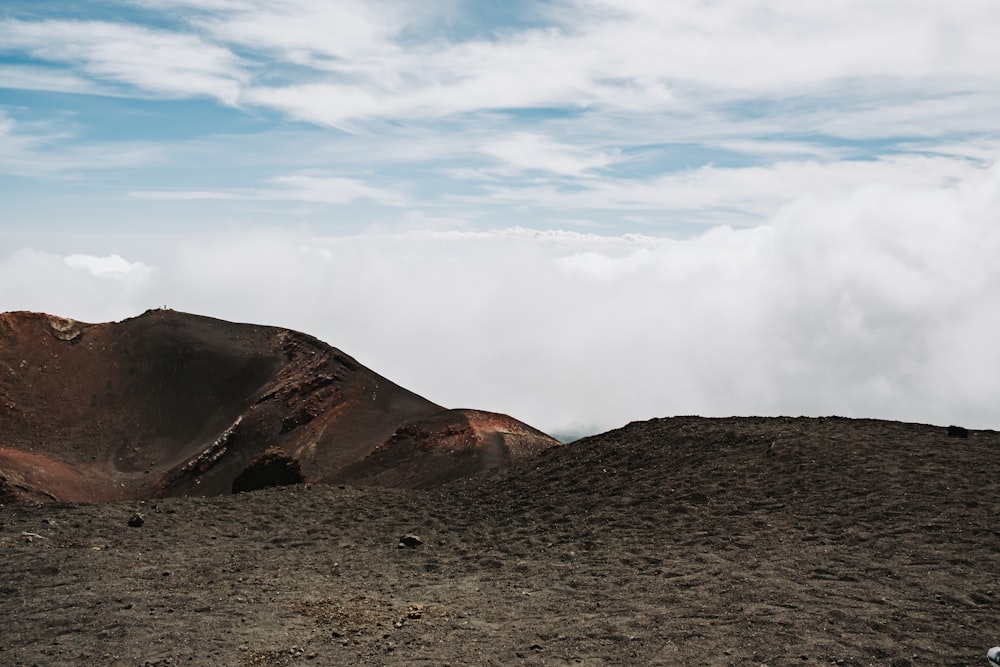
[0,310,557,503]
[2,312,1000,666]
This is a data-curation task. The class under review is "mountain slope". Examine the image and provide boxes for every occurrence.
[0,309,558,502]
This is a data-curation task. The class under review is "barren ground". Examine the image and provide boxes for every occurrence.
[3,416,999,666]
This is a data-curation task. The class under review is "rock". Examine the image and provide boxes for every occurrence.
[127,513,145,527]
[947,425,969,438]
[398,534,423,548]
[48,317,82,342]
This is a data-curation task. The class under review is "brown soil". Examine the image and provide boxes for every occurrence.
[2,416,999,666]
[0,310,557,502]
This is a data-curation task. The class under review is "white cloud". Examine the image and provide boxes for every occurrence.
[193,0,409,66]
[707,139,850,161]
[268,174,407,206]
[64,253,153,281]
[216,0,1000,134]
[0,249,152,321]
[3,2,1000,140]
[470,154,987,227]
[127,190,243,201]
[0,110,163,176]
[38,0,985,139]
[3,1,1000,212]
[577,0,1000,87]
[481,132,618,176]
[0,18,246,103]
[0,64,114,96]
[5,161,1000,436]
[130,173,407,207]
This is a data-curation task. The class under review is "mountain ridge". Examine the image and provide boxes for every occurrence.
[0,309,558,503]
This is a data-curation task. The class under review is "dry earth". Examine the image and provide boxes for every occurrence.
[3,416,1000,666]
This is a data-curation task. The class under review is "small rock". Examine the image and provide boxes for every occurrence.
[127,513,145,528]
[947,425,969,438]
[398,534,423,548]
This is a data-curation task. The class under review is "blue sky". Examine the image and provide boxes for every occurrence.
[2,1,1000,435]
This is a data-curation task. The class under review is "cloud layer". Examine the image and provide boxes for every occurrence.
[6,1,1000,127]
[4,162,999,435]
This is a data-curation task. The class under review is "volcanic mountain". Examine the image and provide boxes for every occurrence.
[0,309,558,503]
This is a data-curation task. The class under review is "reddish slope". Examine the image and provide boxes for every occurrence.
[330,408,558,488]
[0,310,558,502]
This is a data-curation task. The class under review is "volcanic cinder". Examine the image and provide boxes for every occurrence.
[3,415,1000,665]
[0,309,558,503]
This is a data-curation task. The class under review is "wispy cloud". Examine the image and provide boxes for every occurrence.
[0,64,116,96]
[3,1,999,218]
[130,173,407,207]
[269,174,408,206]
[0,110,163,176]
[4,2,999,136]
[0,18,246,103]
[206,0,1000,132]
[461,155,986,227]
[193,0,410,66]
[7,1,992,132]
[480,132,619,177]
[127,190,243,201]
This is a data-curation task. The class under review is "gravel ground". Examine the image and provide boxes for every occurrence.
[3,416,1000,666]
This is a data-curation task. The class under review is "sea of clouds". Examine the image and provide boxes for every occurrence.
[3,161,999,437]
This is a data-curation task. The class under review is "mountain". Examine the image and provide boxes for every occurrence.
[0,309,558,503]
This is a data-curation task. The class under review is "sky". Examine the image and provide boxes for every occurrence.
[2,1,1000,437]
